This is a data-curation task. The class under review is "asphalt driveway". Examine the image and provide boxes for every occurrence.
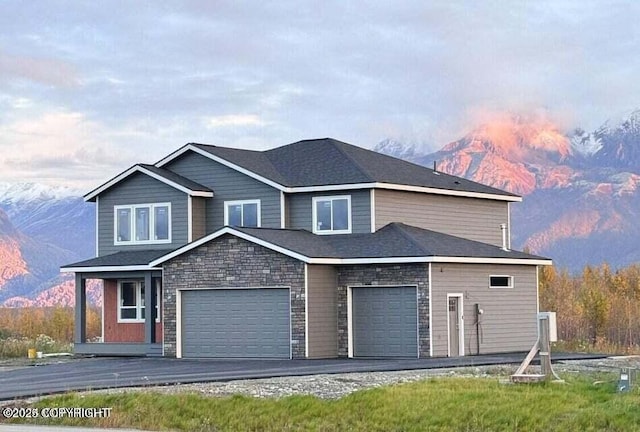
[0,352,606,401]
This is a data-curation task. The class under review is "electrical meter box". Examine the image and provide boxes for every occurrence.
[537,312,557,342]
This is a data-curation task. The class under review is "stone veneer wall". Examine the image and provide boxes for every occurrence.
[162,234,306,358]
[336,264,430,357]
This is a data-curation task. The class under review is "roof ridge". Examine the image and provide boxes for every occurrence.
[328,139,377,183]
[388,223,432,255]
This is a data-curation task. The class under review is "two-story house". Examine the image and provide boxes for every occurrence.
[62,138,551,359]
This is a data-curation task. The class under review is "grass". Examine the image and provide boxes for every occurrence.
[3,373,640,431]
[0,334,72,359]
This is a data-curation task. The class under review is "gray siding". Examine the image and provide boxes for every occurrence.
[165,152,281,231]
[375,189,509,247]
[430,263,538,356]
[191,197,206,241]
[306,265,337,358]
[98,173,188,256]
[288,189,371,233]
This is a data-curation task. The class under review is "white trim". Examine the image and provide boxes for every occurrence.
[116,280,161,324]
[176,289,182,358]
[347,286,353,358]
[370,189,376,233]
[154,144,520,202]
[311,195,352,235]
[304,265,309,358]
[84,164,213,201]
[61,265,158,273]
[117,280,144,323]
[507,202,512,249]
[223,199,261,228]
[288,286,293,360]
[291,182,522,202]
[148,226,553,268]
[280,191,286,229]
[156,144,285,191]
[114,203,172,245]
[428,263,433,357]
[536,266,540,315]
[177,286,293,359]
[416,285,420,359]
[349,284,420,358]
[446,293,465,357]
[95,196,100,256]
[489,275,514,289]
[149,227,309,267]
[101,281,105,342]
[187,196,193,243]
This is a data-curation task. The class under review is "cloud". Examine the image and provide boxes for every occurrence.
[205,114,269,128]
[0,50,79,87]
[0,110,139,187]
[0,0,638,182]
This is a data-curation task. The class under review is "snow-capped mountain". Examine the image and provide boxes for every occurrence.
[376,112,640,271]
[0,183,95,306]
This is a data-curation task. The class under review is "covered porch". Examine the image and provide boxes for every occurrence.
[62,250,171,357]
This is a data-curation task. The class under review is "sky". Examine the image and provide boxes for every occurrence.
[1,1,639,189]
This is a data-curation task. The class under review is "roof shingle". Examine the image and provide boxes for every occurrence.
[192,138,518,197]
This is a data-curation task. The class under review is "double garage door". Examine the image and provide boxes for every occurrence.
[181,288,290,358]
[180,286,417,359]
[352,286,418,358]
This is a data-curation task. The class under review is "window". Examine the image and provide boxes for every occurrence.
[224,200,260,227]
[489,275,514,289]
[114,203,171,245]
[117,280,161,322]
[312,195,351,234]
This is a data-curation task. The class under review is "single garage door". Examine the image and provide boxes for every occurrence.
[352,286,417,357]
[181,288,290,358]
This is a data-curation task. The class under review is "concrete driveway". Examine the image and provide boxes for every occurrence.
[0,352,605,401]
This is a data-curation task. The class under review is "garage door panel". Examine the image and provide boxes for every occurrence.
[182,288,290,358]
[353,286,417,358]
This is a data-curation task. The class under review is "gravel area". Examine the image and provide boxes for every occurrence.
[84,365,516,400]
[79,357,640,400]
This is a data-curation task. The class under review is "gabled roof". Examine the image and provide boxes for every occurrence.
[155,138,522,202]
[84,164,214,202]
[60,249,173,272]
[150,223,551,267]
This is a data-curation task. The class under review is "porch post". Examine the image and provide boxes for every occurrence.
[144,271,155,344]
[74,274,87,344]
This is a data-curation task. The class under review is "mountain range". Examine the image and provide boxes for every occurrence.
[0,183,101,307]
[1,110,639,306]
[376,110,640,271]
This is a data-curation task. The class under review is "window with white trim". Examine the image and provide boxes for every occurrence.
[489,275,514,289]
[114,203,171,245]
[312,195,351,234]
[117,280,161,323]
[224,200,261,227]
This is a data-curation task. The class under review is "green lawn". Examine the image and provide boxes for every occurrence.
[3,374,640,431]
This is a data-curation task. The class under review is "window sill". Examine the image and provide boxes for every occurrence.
[114,239,172,246]
[312,230,352,235]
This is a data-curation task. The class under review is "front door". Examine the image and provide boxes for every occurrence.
[448,295,463,356]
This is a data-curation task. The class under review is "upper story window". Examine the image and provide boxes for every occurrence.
[312,195,351,234]
[114,203,171,245]
[224,200,261,228]
[489,275,514,289]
